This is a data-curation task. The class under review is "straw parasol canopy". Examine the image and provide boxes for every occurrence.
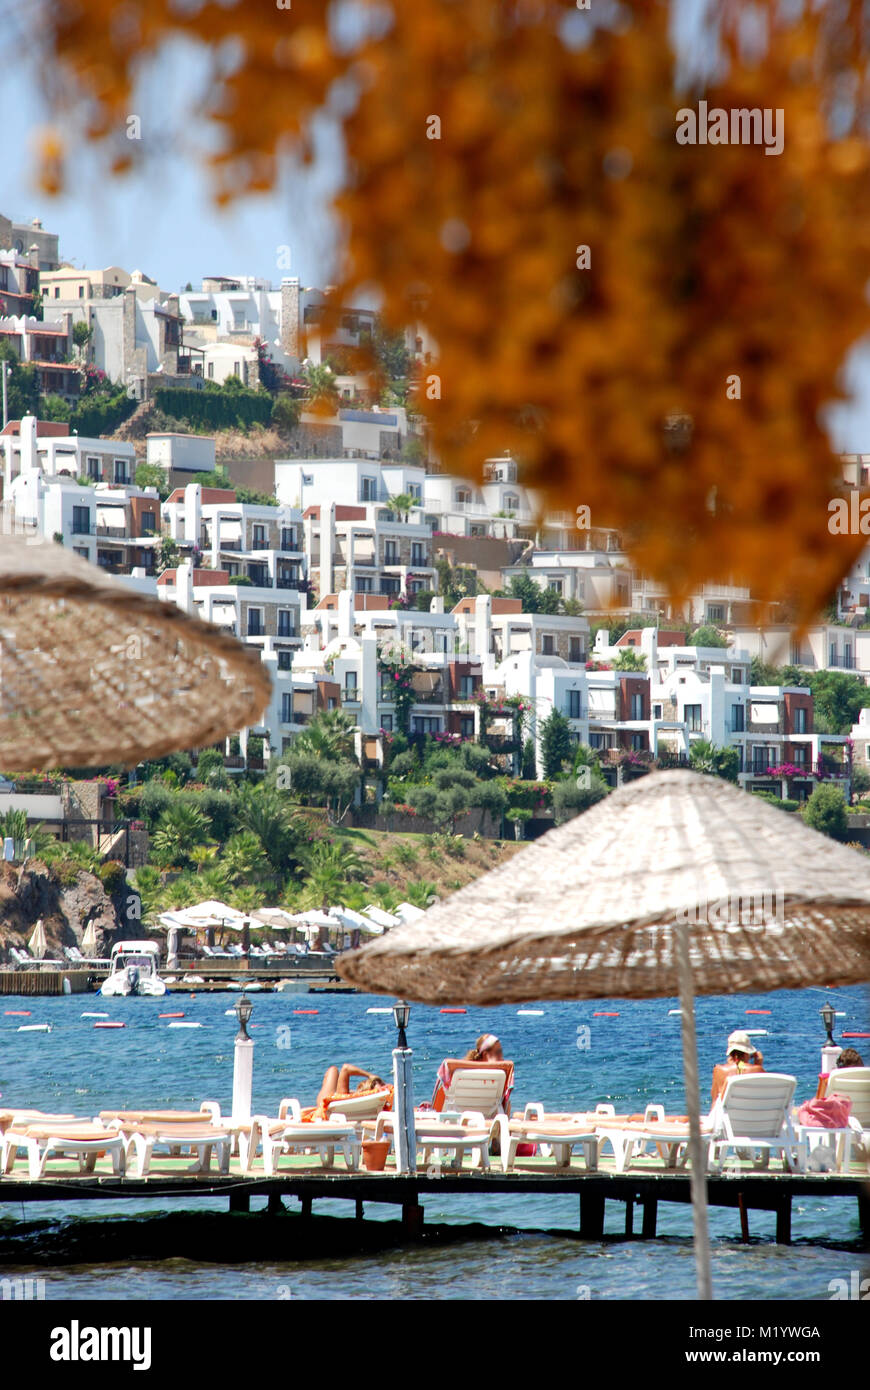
[338,770,870,1003]
[0,535,270,769]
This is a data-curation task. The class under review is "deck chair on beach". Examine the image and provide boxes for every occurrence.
[1,1119,125,1179]
[824,1067,870,1168]
[593,1104,716,1173]
[373,1108,495,1171]
[251,1108,361,1174]
[709,1073,800,1173]
[0,1110,77,1171]
[431,1060,515,1117]
[103,1114,233,1177]
[497,1103,599,1173]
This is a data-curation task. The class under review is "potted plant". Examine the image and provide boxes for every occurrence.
[361,1138,390,1171]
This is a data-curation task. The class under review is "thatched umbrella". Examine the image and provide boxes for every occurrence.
[0,535,269,769]
[338,769,870,1299]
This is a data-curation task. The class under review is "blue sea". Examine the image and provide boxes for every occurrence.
[0,983,868,1301]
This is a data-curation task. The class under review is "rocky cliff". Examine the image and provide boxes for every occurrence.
[0,861,122,959]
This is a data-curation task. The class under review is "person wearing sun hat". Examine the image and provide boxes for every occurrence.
[711,1029,765,1103]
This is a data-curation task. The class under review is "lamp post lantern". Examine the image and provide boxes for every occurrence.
[391,999,416,1174]
[819,999,841,1076]
[231,992,255,1121]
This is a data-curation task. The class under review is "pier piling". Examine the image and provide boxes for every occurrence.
[579,1190,605,1239]
[775,1196,792,1245]
[401,1200,423,1238]
[229,1192,250,1214]
[624,1196,633,1237]
[641,1197,657,1238]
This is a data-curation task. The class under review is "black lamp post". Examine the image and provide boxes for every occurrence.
[820,1000,836,1047]
[393,999,410,1050]
[234,993,253,1042]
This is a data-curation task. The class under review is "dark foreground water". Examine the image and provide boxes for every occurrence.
[1,983,867,1300]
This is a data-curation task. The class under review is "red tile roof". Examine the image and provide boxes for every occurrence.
[157,568,230,586]
[166,487,237,504]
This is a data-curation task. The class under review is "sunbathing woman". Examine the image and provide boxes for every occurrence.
[431,1034,514,1114]
[300,1064,392,1121]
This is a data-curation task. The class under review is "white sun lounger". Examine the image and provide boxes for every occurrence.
[496,1104,599,1173]
[823,1066,870,1170]
[252,1110,361,1174]
[591,1104,716,1173]
[373,1109,494,1171]
[1,1120,125,1179]
[106,1118,232,1177]
[709,1073,800,1173]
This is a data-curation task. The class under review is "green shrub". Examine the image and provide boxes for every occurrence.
[552,776,609,825]
[98,860,128,894]
[153,384,272,431]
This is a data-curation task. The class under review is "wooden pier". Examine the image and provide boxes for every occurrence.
[1,1167,867,1247]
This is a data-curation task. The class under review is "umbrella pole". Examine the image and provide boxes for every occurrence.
[675,920,713,1301]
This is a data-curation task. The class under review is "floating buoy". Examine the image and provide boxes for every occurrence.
[168,1021,203,1029]
[842,1032,870,1038]
[18,1023,51,1032]
[159,1012,184,1019]
[5,1010,31,1016]
[82,1012,109,1019]
[94,1022,125,1029]
[746,1009,771,1015]
[366,1008,393,1015]
[744,1030,768,1037]
[593,1012,619,1017]
[224,1008,236,1016]
[440,1008,466,1014]
[293,1009,318,1015]
[517,1010,544,1016]
[668,1009,682,1016]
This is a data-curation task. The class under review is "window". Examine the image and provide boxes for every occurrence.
[247,608,263,636]
[456,488,471,505]
[248,563,268,587]
[71,505,91,535]
[408,483,421,500]
[344,671,358,699]
[208,363,214,380]
[225,562,239,577]
[570,637,583,663]
[653,704,662,719]
[86,456,100,480]
[411,542,425,566]
[707,604,724,621]
[252,524,266,548]
[361,477,377,501]
[356,576,373,594]
[280,527,295,550]
[752,745,775,773]
[792,744,808,767]
[460,716,474,738]
[630,692,644,720]
[78,285,84,298]
[504,494,519,511]
[589,732,605,750]
[381,577,400,595]
[277,610,294,638]
[113,459,129,484]
[731,704,745,732]
[684,703,702,732]
[793,706,807,734]
[459,674,475,699]
[384,540,399,564]
[829,642,837,666]
[567,689,582,718]
[844,643,853,669]
[381,714,393,732]
[548,579,564,597]
[140,510,156,535]
[542,634,555,655]
[281,693,293,722]
[631,733,646,751]
[411,716,441,734]
[73,546,89,560]
[277,651,292,670]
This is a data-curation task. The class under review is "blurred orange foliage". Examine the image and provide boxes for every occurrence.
[35,0,870,622]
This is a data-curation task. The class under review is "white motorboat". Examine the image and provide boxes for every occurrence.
[100,941,167,998]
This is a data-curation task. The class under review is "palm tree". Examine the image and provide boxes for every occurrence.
[291,708,357,763]
[236,785,303,880]
[387,492,416,521]
[223,830,268,884]
[151,802,212,868]
[303,362,339,410]
[299,839,368,911]
[230,884,265,914]
[405,879,438,908]
[132,864,163,924]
